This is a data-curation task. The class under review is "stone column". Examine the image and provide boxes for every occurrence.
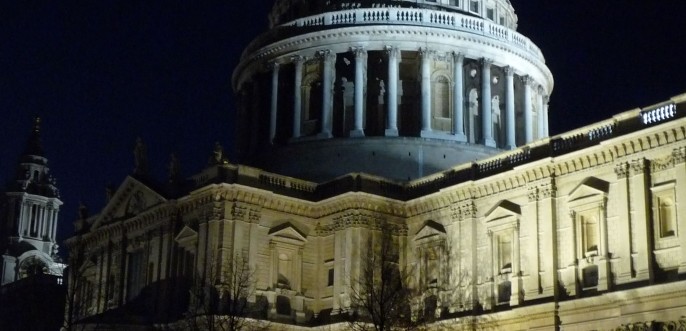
[452,53,466,141]
[505,66,516,149]
[537,86,545,139]
[318,50,335,138]
[292,56,304,139]
[420,48,432,134]
[351,47,367,137]
[510,223,522,306]
[385,46,400,136]
[523,76,533,143]
[480,59,496,147]
[543,96,550,137]
[51,209,58,241]
[269,62,280,144]
[38,206,45,238]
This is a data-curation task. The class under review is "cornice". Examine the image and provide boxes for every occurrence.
[234,25,552,91]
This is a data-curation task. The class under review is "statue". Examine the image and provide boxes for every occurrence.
[208,142,229,165]
[133,137,148,176]
[492,95,501,144]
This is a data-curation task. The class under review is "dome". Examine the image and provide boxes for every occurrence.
[232,0,552,182]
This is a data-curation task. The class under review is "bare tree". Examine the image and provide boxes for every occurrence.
[61,241,98,331]
[186,251,267,331]
[348,221,417,331]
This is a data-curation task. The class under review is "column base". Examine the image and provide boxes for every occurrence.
[453,133,467,142]
[385,128,399,137]
[349,129,365,138]
[317,131,333,139]
[481,138,497,148]
[505,144,516,150]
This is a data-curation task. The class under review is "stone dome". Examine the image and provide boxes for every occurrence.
[232,0,552,182]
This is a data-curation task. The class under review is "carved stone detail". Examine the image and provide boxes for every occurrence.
[614,162,630,179]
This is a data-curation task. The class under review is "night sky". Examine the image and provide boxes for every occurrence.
[1,1,685,249]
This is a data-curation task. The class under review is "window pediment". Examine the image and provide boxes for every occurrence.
[269,222,307,245]
[175,226,198,249]
[485,200,520,227]
[568,177,609,203]
[414,220,447,243]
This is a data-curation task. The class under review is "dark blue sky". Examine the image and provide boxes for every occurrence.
[1,1,685,247]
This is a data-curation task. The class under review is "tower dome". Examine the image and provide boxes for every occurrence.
[233,0,553,182]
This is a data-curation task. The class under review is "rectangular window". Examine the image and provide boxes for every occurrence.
[581,213,599,255]
[486,8,494,20]
[499,16,505,25]
[450,0,459,6]
[470,1,479,13]
[327,268,334,286]
[498,234,512,272]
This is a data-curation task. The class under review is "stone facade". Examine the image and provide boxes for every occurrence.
[65,1,686,330]
[66,93,686,329]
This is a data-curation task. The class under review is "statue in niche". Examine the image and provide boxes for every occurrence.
[133,137,148,177]
[468,88,478,143]
[492,95,501,146]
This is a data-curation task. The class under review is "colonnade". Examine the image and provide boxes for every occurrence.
[17,201,59,241]
[264,46,550,149]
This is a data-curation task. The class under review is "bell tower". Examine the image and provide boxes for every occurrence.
[1,117,63,286]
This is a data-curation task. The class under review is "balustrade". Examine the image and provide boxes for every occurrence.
[281,8,543,61]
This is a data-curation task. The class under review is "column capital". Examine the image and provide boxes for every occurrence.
[543,95,550,103]
[317,49,336,62]
[480,58,494,67]
[351,46,367,59]
[267,61,280,71]
[452,51,465,63]
[521,75,534,86]
[504,66,514,76]
[537,85,545,95]
[291,54,305,64]
[384,45,400,58]
[418,47,435,58]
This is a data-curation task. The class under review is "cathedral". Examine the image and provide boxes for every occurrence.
[64,1,686,330]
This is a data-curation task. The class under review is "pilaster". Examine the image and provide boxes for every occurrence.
[629,158,654,282]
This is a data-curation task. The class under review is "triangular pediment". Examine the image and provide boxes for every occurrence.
[569,177,609,202]
[485,200,521,222]
[414,220,447,241]
[175,226,198,243]
[268,222,307,243]
[91,176,167,230]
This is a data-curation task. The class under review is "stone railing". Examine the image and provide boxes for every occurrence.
[280,8,544,61]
